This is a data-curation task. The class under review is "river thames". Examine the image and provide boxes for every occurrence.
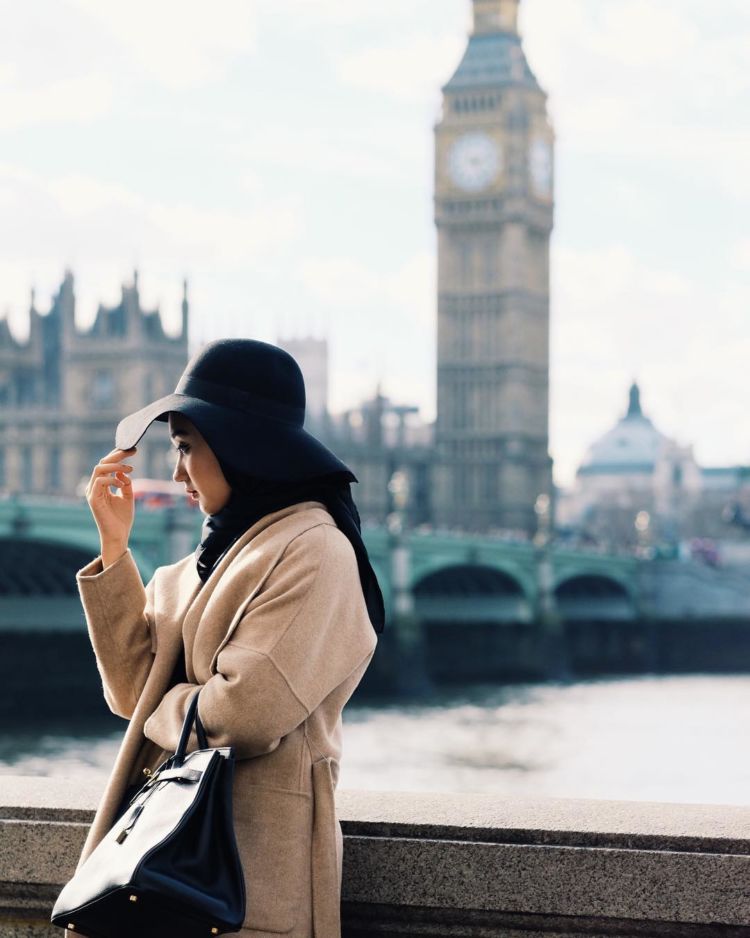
[2,674,749,805]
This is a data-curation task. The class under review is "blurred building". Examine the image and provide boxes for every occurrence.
[277,335,329,436]
[1,0,556,540]
[0,270,188,496]
[274,332,435,528]
[557,383,750,558]
[433,0,555,535]
[327,385,434,528]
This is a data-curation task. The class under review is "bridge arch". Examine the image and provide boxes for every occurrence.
[412,563,534,682]
[554,573,636,622]
[0,537,155,631]
[413,563,532,624]
[411,556,535,603]
[0,538,94,597]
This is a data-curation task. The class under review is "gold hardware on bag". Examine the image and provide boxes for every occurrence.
[129,894,138,902]
[115,828,128,844]
[211,929,219,935]
[67,925,75,931]
[142,767,152,777]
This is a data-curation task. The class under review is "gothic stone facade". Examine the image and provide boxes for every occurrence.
[0,271,188,497]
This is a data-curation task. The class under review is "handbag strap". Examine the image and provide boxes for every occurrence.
[195,705,209,750]
[174,687,209,764]
[170,634,209,762]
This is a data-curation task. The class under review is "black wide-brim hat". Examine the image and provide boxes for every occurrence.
[115,338,356,482]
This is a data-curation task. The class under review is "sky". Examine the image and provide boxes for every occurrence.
[0,0,748,486]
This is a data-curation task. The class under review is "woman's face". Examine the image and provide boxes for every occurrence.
[168,413,232,514]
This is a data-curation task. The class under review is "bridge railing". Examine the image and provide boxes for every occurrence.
[2,776,749,936]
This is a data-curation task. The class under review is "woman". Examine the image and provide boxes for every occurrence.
[68,338,385,938]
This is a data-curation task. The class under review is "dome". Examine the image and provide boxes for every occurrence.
[577,384,671,477]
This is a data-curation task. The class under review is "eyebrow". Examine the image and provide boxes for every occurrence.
[169,428,191,440]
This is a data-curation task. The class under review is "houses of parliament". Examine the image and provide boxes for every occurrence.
[0,0,555,537]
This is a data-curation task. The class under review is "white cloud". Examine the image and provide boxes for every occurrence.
[730,240,750,273]
[237,123,425,184]
[257,0,377,26]
[261,0,463,29]
[147,200,302,265]
[300,251,436,417]
[0,75,113,130]
[299,257,379,308]
[300,251,434,325]
[385,252,436,331]
[523,0,750,199]
[68,0,257,89]
[0,164,303,337]
[336,35,464,103]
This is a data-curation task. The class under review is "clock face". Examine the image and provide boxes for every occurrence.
[529,139,552,198]
[447,133,501,192]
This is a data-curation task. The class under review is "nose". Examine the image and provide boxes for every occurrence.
[172,454,187,484]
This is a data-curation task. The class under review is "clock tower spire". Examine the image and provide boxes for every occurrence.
[472,0,519,36]
[433,0,554,535]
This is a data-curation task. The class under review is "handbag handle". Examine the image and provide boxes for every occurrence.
[174,687,209,765]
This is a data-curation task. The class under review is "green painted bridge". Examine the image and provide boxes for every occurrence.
[0,495,641,632]
[5,496,750,687]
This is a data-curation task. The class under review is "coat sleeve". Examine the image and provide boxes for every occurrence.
[143,523,377,760]
[76,549,156,720]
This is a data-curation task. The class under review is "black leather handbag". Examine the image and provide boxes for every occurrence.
[50,688,246,937]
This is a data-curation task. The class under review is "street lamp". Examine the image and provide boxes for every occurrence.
[635,510,651,557]
[387,469,409,536]
[533,491,566,680]
[533,492,551,548]
[386,468,429,695]
[533,492,555,619]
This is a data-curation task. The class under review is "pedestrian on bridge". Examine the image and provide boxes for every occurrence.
[65,338,385,938]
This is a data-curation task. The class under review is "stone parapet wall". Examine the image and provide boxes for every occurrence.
[1,778,749,936]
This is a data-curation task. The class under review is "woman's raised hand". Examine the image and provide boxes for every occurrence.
[85,447,138,567]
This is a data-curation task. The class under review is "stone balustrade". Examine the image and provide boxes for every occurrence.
[1,776,749,936]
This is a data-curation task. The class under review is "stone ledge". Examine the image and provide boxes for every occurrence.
[335,789,750,854]
[2,777,750,937]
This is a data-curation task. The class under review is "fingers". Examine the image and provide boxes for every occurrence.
[92,461,134,477]
[87,466,133,495]
[99,447,137,465]
[88,476,131,498]
[92,474,129,489]
[87,453,136,499]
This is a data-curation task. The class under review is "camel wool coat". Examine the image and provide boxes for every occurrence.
[67,500,377,938]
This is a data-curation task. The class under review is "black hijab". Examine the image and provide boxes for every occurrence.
[194,460,385,634]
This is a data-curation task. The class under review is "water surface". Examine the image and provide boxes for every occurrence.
[2,675,748,805]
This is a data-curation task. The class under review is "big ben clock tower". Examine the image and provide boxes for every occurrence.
[434,0,554,534]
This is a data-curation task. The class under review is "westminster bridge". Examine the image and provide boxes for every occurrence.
[3,495,750,699]
[3,497,750,932]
